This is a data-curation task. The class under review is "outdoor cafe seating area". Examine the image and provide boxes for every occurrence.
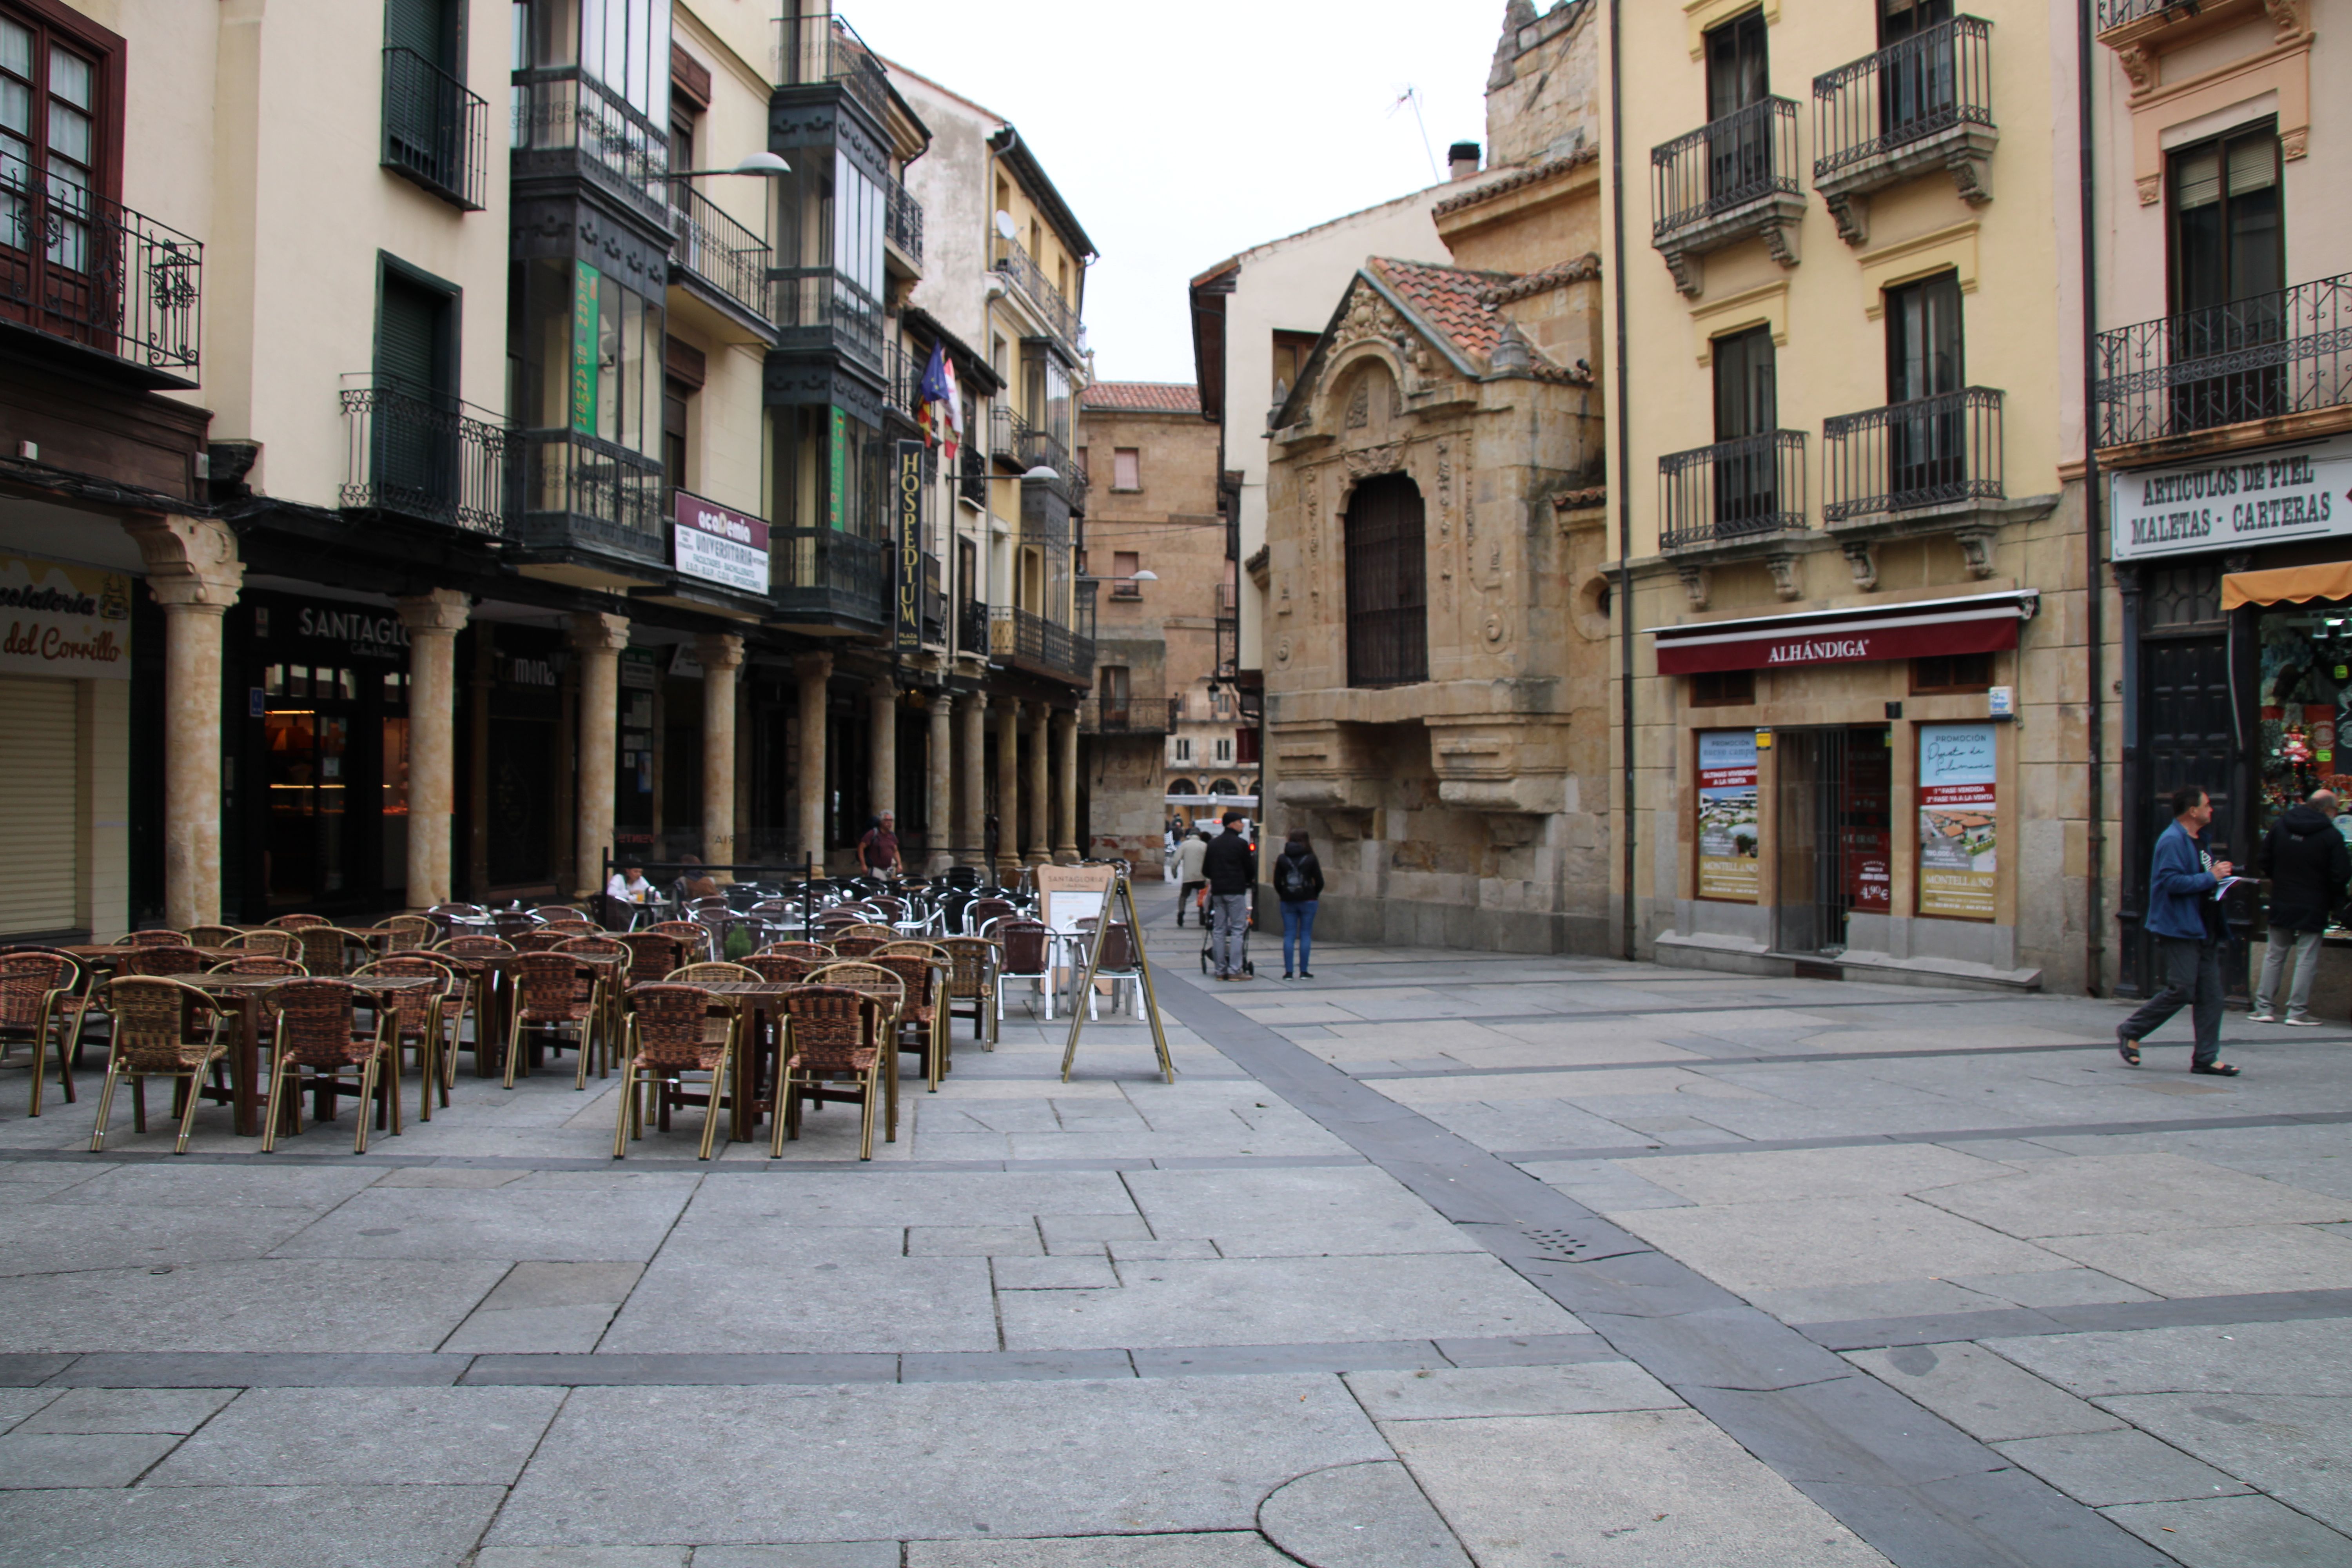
[0,870,1136,1162]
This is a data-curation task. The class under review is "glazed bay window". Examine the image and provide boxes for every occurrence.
[509,254,668,562]
[511,0,672,224]
[768,404,887,627]
[771,145,884,372]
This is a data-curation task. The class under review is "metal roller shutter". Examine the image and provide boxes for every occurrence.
[0,678,76,938]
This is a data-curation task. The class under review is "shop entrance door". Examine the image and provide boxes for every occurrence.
[1775,726,1893,956]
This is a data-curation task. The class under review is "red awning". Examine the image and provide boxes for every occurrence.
[1649,590,2038,676]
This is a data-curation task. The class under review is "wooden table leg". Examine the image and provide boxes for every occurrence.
[232,996,260,1138]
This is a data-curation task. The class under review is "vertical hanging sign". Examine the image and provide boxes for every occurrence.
[1918,722,1998,921]
[1695,729,1760,902]
[570,260,600,436]
[894,440,924,653]
[828,408,848,529]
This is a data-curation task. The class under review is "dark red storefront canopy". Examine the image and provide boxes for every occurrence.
[1649,590,2039,676]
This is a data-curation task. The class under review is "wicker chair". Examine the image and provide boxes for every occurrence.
[352,956,457,1118]
[835,922,897,942]
[995,920,1054,1023]
[757,941,834,961]
[870,953,948,1092]
[830,936,889,959]
[506,953,602,1089]
[646,920,714,962]
[230,929,298,959]
[375,914,438,953]
[613,983,736,1160]
[773,984,887,1160]
[114,929,191,948]
[120,945,207,978]
[0,951,80,1115]
[616,931,690,978]
[741,953,819,986]
[185,924,242,949]
[209,955,305,976]
[510,928,570,954]
[554,934,632,1085]
[439,934,515,957]
[490,910,539,944]
[432,934,512,1069]
[936,937,1000,1047]
[266,913,328,931]
[666,961,760,984]
[965,897,1016,936]
[804,962,903,1142]
[260,978,397,1154]
[88,976,223,1154]
[293,926,370,978]
[534,904,595,926]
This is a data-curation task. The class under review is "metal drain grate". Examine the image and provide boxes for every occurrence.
[1521,1227,1593,1262]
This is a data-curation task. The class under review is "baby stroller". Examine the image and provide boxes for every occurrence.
[1198,887,1256,976]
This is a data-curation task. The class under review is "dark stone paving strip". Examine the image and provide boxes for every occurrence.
[1152,971,2169,1568]
[1359,1037,2352,1078]
[1798,1287,2352,1351]
[0,1149,1369,1174]
[1259,997,2043,1027]
[1493,1108,2352,1165]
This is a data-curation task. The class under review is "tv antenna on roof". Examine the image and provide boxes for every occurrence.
[1388,85,1440,183]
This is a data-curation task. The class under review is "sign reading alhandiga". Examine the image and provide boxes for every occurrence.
[1,554,132,680]
[1695,729,1760,902]
[1918,722,1997,921]
[2110,435,2352,560]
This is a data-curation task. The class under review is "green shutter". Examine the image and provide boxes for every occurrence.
[376,272,444,398]
[384,0,458,72]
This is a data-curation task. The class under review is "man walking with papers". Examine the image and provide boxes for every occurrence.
[2118,786,2242,1076]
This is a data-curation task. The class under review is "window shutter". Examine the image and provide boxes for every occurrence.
[0,679,76,939]
[384,0,458,72]
[2227,134,2277,194]
[376,274,445,399]
[2174,146,2221,210]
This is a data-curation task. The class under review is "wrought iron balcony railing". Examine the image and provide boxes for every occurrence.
[1822,388,2004,521]
[957,596,990,655]
[671,184,771,327]
[1652,97,1801,239]
[0,174,200,383]
[511,66,668,225]
[1812,17,1993,183]
[382,46,488,211]
[771,527,887,626]
[991,604,1092,681]
[1080,685,1172,736]
[958,445,988,505]
[2093,272,2352,449]
[2096,0,2191,27]
[338,377,510,534]
[1660,430,1809,548]
[884,340,921,420]
[777,8,887,124]
[511,428,667,564]
[990,403,1028,466]
[769,266,882,371]
[991,235,1081,357]
[885,175,923,267]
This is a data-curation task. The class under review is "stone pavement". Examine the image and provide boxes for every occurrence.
[1,890,2349,1566]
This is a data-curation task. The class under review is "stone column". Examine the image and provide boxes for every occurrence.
[1024,701,1050,867]
[568,612,629,898]
[395,589,469,908]
[124,517,242,930]
[926,692,954,875]
[795,651,832,871]
[992,698,1021,880]
[869,674,897,828]
[696,633,745,875]
[1052,706,1080,864]
[959,691,987,871]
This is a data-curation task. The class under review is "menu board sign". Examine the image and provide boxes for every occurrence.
[0,554,131,679]
[1918,722,1998,920]
[1696,729,1760,903]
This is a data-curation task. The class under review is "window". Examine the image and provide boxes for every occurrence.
[1711,325,1779,527]
[1879,0,1953,43]
[1169,776,1196,795]
[1704,8,1768,120]
[1112,448,1140,491]
[0,2,118,310]
[1111,550,1141,598]
[2168,123,2285,428]
[1885,269,1964,494]
[958,537,977,602]
[1173,738,1192,763]
[1210,687,1231,719]
[1236,727,1259,766]
[1343,472,1429,688]
[1911,653,1993,693]
[1214,737,1233,764]
[771,405,882,535]
[1272,330,1319,405]
[1689,670,1755,707]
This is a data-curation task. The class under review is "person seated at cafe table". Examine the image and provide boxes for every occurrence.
[604,863,654,927]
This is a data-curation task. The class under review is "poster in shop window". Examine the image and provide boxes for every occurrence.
[1696,729,1760,902]
[1918,722,1998,921]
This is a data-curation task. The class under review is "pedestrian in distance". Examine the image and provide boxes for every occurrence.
[1204,809,1255,980]
[1174,828,1209,926]
[2116,786,2241,1075]
[858,811,901,877]
[2249,785,2349,1025]
[1274,828,1324,979]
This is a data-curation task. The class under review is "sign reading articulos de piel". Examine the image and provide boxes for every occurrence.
[0,555,131,680]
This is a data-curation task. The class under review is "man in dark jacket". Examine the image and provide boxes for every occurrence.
[1203,810,1255,980]
[2117,786,2239,1074]
[2250,786,2349,1025]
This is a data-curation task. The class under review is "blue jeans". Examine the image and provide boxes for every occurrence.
[1281,900,1317,973]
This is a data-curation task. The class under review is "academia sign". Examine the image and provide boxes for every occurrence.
[2110,436,2352,561]
[0,554,131,680]
[672,491,770,596]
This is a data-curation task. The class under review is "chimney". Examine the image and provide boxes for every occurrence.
[1448,142,1482,182]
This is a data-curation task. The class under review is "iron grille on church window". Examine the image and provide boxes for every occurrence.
[1344,473,1428,688]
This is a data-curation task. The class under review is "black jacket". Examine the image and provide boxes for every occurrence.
[2257,804,2351,932]
[1202,830,1255,895]
[1274,847,1324,903]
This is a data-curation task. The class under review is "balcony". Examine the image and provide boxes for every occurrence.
[381,46,488,212]
[991,604,1093,684]
[1081,685,1172,737]
[1651,97,1804,298]
[990,403,1028,469]
[884,176,923,272]
[0,176,200,388]
[670,185,774,341]
[884,341,922,423]
[511,67,668,227]
[769,267,882,373]
[777,9,888,126]
[1811,16,1994,246]
[2094,0,2300,94]
[1824,388,2005,521]
[958,446,988,506]
[991,235,1082,359]
[2094,274,2352,455]
[957,596,989,657]
[338,377,510,535]
[769,527,887,630]
[1660,431,1809,551]
[510,428,668,573]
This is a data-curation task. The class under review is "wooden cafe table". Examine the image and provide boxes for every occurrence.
[439,949,630,1081]
[180,972,442,1137]
[651,979,806,1142]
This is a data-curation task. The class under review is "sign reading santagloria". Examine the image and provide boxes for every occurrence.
[0,554,131,680]
[2110,435,2352,561]
[672,490,770,596]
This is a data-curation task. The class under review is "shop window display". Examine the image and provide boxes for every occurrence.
[2257,605,2352,869]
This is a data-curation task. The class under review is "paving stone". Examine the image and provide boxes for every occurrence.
[0,1431,179,1487]
[16,1388,233,1435]
[1109,1238,1221,1261]
[909,1225,1043,1256]
[1844,1342,2123,1442]
[993,1256,1116,1290]
[1432,1333,1618,1367]
[0,1390,62,1433]
[602,1256,996,1354]
[477,1551,688,1568]
[1989,1428,2254,1506]
[900,1350,1134,1382]
[368,1166,528,1187]
[50,1352,465,1387]
[1920,1153,2352,1237]
[1036,1214,1152,1247]
[904,1533,1290,1566]
[0,1357,72,1388]
[0,1259,507,1354]
[2100,1393,2352,1532]
[1347,1361,1681,1420]
[0,1483,505,1566]
[267,1182,692,1262]
[146,1386,564,1486]
[2101,1494,2352,1566]
[680,1170,1140,1231]
[0,1203,317,1279]
[1387,1409,1893,1566]
[1624,1144,2012,1205]
[1749,1278,2004,1325]
[1256,1459,1470,1566]
[63,1165,388,1209]
[1944,1268,2158,1309]
[1611,1196,2069,1292]
[1121,1167,1477,1258]
[1987,1318,2352,1397]
[2041,1225,2352,1297]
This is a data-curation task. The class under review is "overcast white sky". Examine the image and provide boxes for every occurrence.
[855,2,1505,386]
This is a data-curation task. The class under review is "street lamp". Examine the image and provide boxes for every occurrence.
[660,151,793,181]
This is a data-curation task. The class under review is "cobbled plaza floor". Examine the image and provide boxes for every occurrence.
[1,885,2349,1567]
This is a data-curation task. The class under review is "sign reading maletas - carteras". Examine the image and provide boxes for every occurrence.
[2110,435,2352,561]
[672,490,770,596]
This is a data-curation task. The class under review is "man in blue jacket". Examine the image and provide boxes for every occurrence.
[2116,786,2241,1075]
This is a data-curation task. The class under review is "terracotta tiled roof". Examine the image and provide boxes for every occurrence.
[1430,145,1600,220]
[1369,258,1515,363]
[1481,253,1602,306]
[1552,486,1608,510]
[1080,381,1201,412]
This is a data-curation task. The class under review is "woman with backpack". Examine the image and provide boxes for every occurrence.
[1274,828,1324,979]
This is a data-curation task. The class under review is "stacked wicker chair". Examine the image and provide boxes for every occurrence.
[260,978,397,1154]
[88,975,223,1154]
